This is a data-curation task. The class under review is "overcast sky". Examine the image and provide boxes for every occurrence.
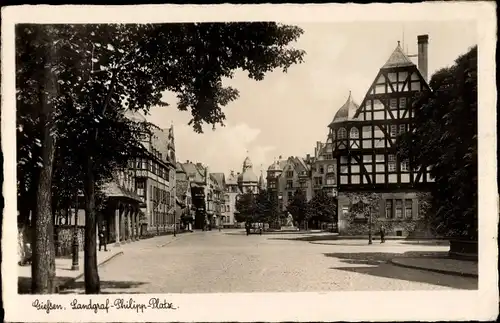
[146,21,477,177]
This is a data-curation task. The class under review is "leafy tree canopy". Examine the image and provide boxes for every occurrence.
[397,46,477,240]
[307,190,337,223]
[286,188,308,223]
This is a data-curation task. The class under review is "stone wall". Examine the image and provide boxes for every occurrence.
[54,225,84,258]
[337,190,433,237]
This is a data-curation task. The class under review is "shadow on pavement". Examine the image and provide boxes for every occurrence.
[18,276,75,294]
[399,241,450,246]
[18,277,148,294]
[324,252,478,290]
[268,234,339,242]
[58,280,148,294]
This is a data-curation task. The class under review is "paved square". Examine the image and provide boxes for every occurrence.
[60,230,477,293]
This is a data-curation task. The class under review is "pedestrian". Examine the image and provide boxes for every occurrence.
[380,225,385,243]
[245,222,250,236]
[98,224,108,251]
[259,223,262,235]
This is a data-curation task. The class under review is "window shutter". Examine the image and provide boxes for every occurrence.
[379,199,385,218]
[412,199,418,219]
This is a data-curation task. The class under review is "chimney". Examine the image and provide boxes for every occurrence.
[186,160,190,164]
[306,154,310,161]
[417,34,429,82]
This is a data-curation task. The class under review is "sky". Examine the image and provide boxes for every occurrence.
[145,20,477,177]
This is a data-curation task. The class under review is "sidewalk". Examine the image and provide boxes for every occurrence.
[17,234,180,293]
[390,256,478,278]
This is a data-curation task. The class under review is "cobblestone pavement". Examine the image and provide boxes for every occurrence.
[60,230,478,293]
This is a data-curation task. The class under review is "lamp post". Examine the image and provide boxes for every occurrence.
[173,209,176,237]
[367,206,373,245]
[71,191,79,271]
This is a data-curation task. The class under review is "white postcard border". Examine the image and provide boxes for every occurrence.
[2,3,498,322]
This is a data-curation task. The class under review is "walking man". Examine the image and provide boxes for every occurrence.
[380,225,386,243]
[98,224,108,251]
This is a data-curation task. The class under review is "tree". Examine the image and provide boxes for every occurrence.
[286,189,308,227]
[307,190,337,229]
[234,192,257,223]
[18,22,305,294]
[397,46,477,240]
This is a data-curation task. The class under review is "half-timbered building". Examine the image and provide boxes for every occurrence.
[329,35,434,237]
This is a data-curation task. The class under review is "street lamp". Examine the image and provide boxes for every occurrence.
[173,209,176,237]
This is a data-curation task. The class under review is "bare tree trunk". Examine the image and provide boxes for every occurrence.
[84,155,100,294]
[31,31,58,293]
[31,115,57,294]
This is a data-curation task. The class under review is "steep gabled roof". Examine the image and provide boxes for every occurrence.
[382,43,415,69]
[181,162,206,183]
[210,172,226,188]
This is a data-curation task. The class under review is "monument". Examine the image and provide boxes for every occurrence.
[282,212,297,231]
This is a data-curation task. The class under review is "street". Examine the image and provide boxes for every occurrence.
[60,230,477,293]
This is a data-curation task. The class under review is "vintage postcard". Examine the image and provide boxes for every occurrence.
[1,2,498,322]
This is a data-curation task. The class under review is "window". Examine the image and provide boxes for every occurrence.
[136,181,145,198]
[320,167,324,174]
[300,181,308,188]
[385,200,393,218]
[390,98,397,109]
[150,185,153,201]
[350,127,359,139]
[401,159,409,172]
[395,199,403,218]
[148,160,153,172]
[405,200,412,219]
[325,154,333,160]
[399,97,406,109]
[326,176,335,185]
[287,191,293,199]
[388,155,396,172]
[286,180,293,189]
[327,165,335,173]
[390,125,397,137]
[331,130,336,141]
[286,170,294,177]
[399,124,406,134]
[338,128,347,139]
[314,177,323,186]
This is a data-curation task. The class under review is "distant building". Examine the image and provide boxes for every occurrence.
[266,156,312,212]
[311,139,337,198]
[237,157,259,194]
[176,162,194,231]
[329,35,434,237]
[224,170,241,227]
[210,172,226,229]
[181,161,210,230]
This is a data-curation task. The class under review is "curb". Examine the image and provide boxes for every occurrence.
[57,251,124,291]
[389,258,478,278]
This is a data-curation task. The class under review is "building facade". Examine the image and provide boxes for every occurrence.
[224,170,241,228]
[311,140,337,198]
[210,173,226,229]
[181,161,210,230]
[127,109,177,235]
[329,35,434,237]
[176,162,194,231]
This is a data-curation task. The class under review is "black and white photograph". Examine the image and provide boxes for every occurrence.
[1,3,498,322]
